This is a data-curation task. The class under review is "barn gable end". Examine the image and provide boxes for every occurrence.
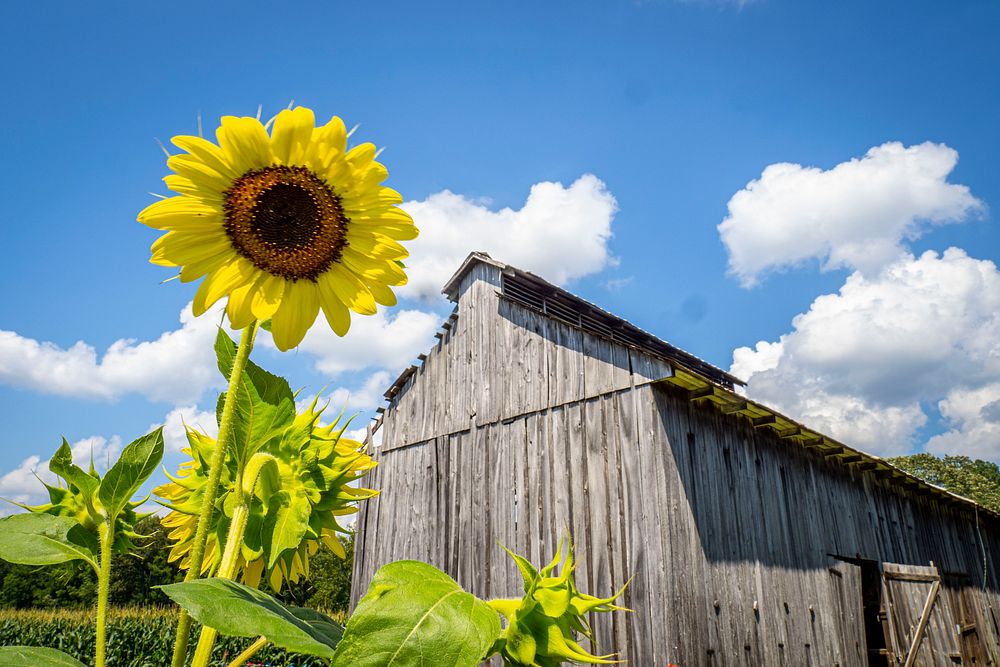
[353,252,1000,665]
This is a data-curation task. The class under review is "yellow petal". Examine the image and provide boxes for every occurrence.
[242,558,264,590]
[270,107,315,165]
[216,116,271,174]
[315,116,347,155]
[344,231,409,260]
[341,249,408,285]
[364,281,397,307]
[152,236,231,267]
[192,258,255,316]
[138,196,221,230]
[171,135,238,180]
[270,280,320,350]
[250,272,286,321]
[179,252,231,283]
[325,264,377,315]
[167,154,233,194]
[226,279,259,329]
[345,143,376,174]
[322,530,347,559]
[151,228,227,258]
[317,276,351,336]
[269,563,284,592]
[163,175,223,201]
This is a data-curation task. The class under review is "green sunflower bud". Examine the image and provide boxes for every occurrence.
[489,539,629,667]
[25,438,147,557]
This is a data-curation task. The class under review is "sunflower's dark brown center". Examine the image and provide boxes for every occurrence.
[223,165,348,281]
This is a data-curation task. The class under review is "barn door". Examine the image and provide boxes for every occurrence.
[828,559,868,666]
[881,562,962,666]
[942,574,992,666]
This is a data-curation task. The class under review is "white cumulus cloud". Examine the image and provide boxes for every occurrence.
[0,434,122,511]
[926,384,1000,461]
[731,249,1000,458]
[719,142,983,287]
[153,405,220,453]
[0,304,224,404]
[400,174,618,299]
[291,309,441,378]
[327,371,393,413]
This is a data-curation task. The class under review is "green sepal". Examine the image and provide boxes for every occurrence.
[49,438,99,498]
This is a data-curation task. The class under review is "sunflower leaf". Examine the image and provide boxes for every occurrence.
[99,428,164,520]
[331,560,501,667]
[214,328,293,405]
[0,646,88,666]
[0,513,98,571]
[160,577,343,658]
[214,329,295,467]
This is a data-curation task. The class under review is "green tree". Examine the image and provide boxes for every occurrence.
[0,514,182,610]
[108,515,184,606]
[260,535,355,613]
[304,534,354,613]
[889,453,1000,513]
[0,560,96,609]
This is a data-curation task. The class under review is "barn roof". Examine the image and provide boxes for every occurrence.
[378,251,999,522]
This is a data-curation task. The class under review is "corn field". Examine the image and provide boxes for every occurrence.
[0,606,347,667]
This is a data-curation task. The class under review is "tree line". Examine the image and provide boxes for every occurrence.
[0,515,354,612]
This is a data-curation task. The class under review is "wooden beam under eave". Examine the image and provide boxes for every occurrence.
[751,414,777,428]
[800,437,825,448]
[822,446,845,457]
[777,427,801,438]
[839,454,863,464]
[721,401,748,414]
[688,386,715,401]
[855,462,878,471]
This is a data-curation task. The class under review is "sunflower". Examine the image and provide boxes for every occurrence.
[489,540,629,666]
[139,107,417,350]
[155,398,376,592]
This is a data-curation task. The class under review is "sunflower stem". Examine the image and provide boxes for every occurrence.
[227,636,268,667]
[95,519,113,667]
[171,321,258,667]
[191,497,251,667]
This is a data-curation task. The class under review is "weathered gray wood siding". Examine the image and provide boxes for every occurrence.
[353,263,1000,665]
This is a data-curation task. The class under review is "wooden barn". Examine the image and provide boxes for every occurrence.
[352,252,1000,666]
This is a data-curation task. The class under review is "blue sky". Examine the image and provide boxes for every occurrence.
[1,0,998,506]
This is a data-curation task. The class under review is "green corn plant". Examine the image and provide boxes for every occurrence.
[0,429,164,667]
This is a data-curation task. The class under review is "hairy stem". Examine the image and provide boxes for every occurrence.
[171,322,257,667]
[95,519,113,667]
[191,498,251,667]
[227,636,268,667]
